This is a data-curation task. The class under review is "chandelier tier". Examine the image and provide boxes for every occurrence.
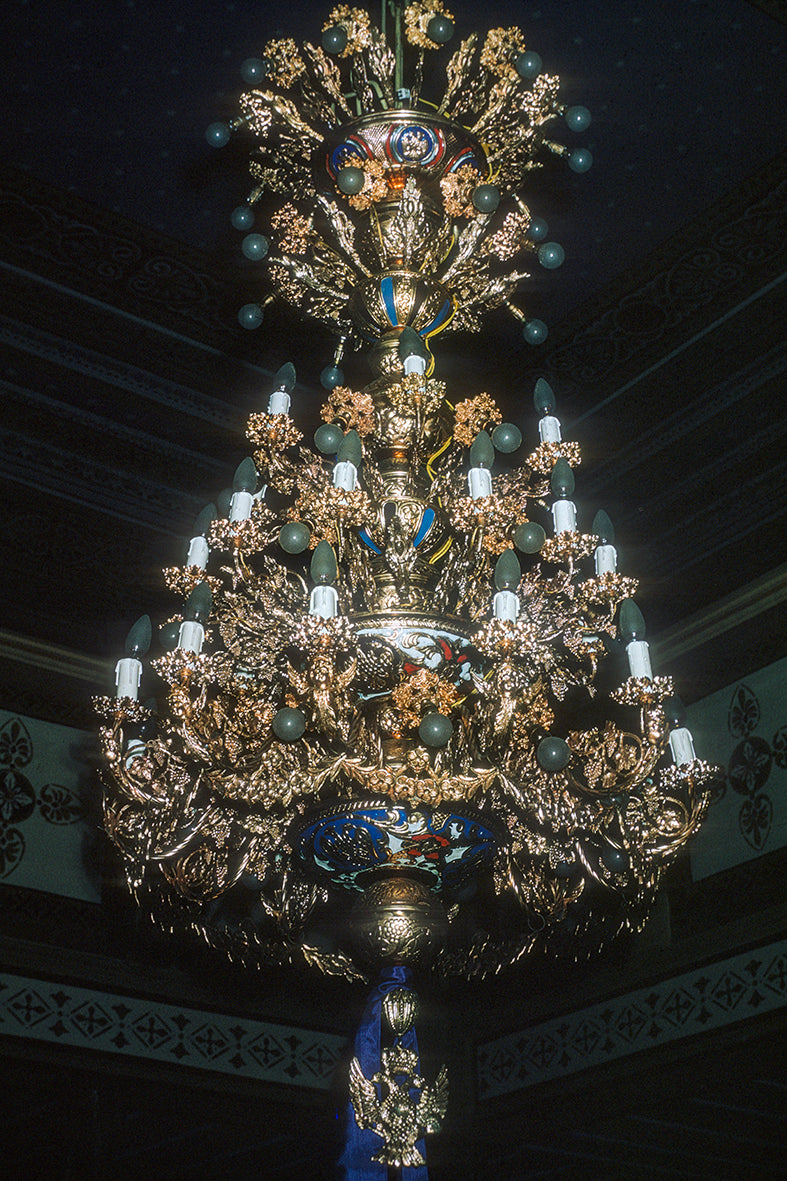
[95,4,718,1172]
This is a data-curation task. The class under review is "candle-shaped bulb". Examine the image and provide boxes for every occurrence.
[273,362,296,393]
[469,431,495,469]
[592,509,617,575]
[663,695,686,728]
[216,487,233,518]
[494,548,521,591]
[268,362,296,414]
[193,503,216,536]
[124,615,152,658]
[591,510,615,546]
[533,378,556,415]
[230,458,257,521]
[336,429,362,468]
[185,581,213,623]
[550,457,575,499]
[233,458,258,493]
[398,326,429,375]
[619,598,646,642]
[187,503,217,567]
[310,540,338,585]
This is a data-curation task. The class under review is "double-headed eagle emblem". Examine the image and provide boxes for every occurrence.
[349,1045,449,1168]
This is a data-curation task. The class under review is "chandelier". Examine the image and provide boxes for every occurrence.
[95,3,718,1173]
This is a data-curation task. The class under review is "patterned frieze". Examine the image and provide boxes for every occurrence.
[0,970,345,1091]
[477,937,787,1099]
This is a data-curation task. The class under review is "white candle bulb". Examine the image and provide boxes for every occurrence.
[229,490,254,522]
[552,499,577,533]
[186,535,210,569]
[493,590,520,622]
[309,585,339,619]
[267,390,291,415]
[333,460,357,492]
[468,467,493,499]
[539,415,562,444]
[177,620,205,655]
[594,543,617,575]
[115,657,142,700]
[626,639,652,680]
[404,354,427,376]
[669,727,696,766]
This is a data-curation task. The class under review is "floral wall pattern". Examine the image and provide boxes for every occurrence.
[0,710,100,901]
[688,656,787,880]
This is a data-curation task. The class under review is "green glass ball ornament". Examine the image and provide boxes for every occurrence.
[538,241,565,269]
[523,318,548,345]
[515,51,542,79]
[314,423,344,455]
[527,217,548,242]
[241,233,269,260]
[272,707,306,742]
[536,736,571,772]
[565,105,591,132]
[472,184,500,213]
[601,845,630,873]
[419,712,453,748]
[322,25,348,54]
[159,620,181,651]
[492,422,522,453]
[337,166,365,195]
[513,521,546,554]
[279,522,311,554]
[238,303,263,330]
[230,205,254,231]
[320,365,344,390]
[205,121,230,147]
[427,15,454,43]
[240,57,269,84]
[568,149,593,173]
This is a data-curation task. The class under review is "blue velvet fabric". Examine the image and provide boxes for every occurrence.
[337,966,429,1180]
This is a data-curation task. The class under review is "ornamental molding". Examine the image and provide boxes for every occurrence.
[477,936,787,1098]
[0,969,345,1091]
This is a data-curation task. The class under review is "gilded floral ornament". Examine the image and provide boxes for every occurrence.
[479,27,527,78]
[404,1,455,49]
[322,6,373,56]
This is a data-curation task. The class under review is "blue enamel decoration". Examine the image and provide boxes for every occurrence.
[413,508,435,548]
[293,804,501,895]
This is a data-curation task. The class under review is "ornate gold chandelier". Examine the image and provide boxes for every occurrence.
[95,3,718,1172]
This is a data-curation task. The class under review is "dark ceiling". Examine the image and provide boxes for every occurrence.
[4,0,784,320]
